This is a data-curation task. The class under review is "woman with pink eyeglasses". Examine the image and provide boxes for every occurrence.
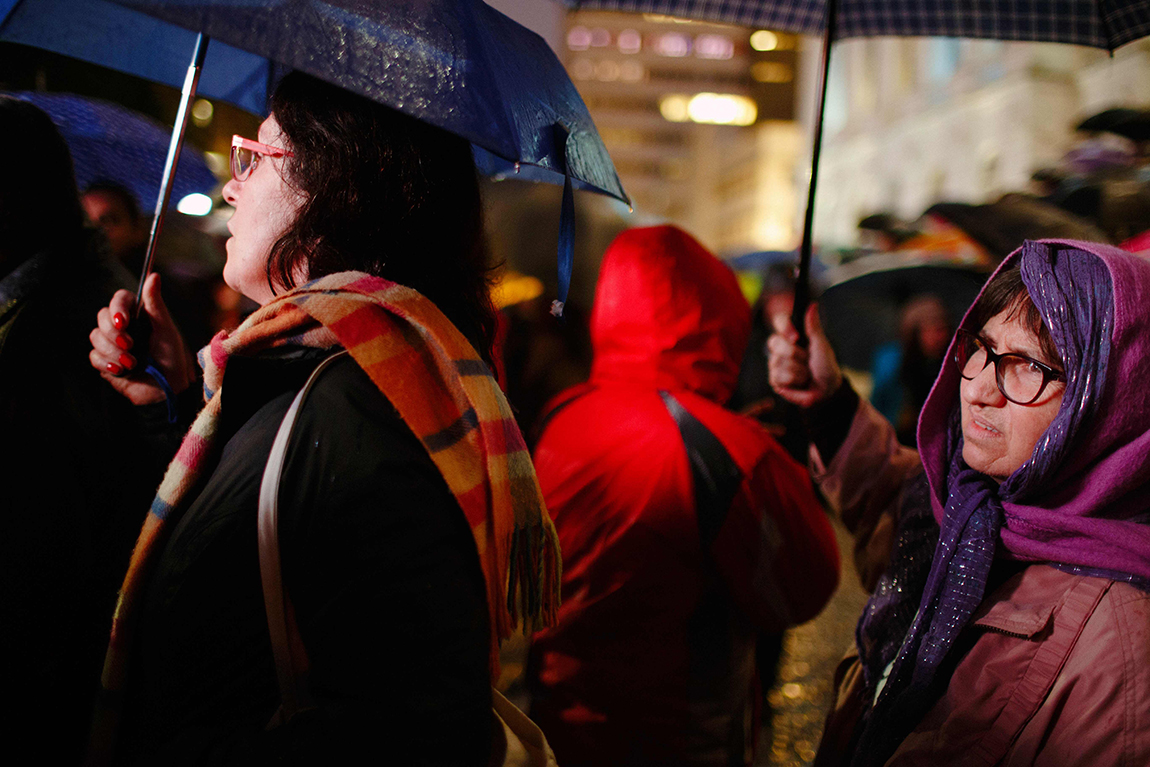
[86,72,558,765]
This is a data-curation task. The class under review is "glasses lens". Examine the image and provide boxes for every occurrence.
[998,356,1047,404]
[956,333,987,380]
[231,146,254,181]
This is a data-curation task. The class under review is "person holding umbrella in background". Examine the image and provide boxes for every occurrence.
[87,71,560,764]
[769,240,1150,765]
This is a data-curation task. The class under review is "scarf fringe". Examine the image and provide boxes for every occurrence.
[506,522,562,632]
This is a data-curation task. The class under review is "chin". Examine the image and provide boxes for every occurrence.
[961,440,1006,481]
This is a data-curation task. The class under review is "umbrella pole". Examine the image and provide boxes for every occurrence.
[791,0,838,344]
[133,32,210,314]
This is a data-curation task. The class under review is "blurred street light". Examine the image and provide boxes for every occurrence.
[177,192,213,216]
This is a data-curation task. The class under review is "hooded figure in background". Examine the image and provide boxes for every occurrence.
[527,225,840,767]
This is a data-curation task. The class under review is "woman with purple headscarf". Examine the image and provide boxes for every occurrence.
[768,240,1150,766]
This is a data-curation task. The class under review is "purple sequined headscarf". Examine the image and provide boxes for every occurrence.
[853,240,1150,766]
[922,240,1150,579]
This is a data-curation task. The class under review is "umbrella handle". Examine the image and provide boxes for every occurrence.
[792,0,839,348]
[133,32,211,317]
[108,311,179,422]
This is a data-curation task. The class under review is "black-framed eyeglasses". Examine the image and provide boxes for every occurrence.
[954,329,1065,405]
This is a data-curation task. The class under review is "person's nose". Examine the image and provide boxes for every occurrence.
[961,360,1006,407]
[222,177,240,206]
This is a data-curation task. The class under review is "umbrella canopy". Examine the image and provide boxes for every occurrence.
[819,258,990,371]
[564,0,1150,50]
[0,0,270,113]
[0,0,626,202]
[926,195,1111,261]
[4,90,219,211]
[726,249,800,273]
[1077,107,1150,142]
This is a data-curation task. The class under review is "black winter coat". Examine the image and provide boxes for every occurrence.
[116,349,493,765]
[0,243,165,763]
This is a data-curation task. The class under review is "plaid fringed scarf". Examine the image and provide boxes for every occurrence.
[88,272,560,762]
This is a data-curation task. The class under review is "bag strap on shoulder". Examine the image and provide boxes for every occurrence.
[256,349,559,766]
[658,390,743,550]
[258,349,349,723]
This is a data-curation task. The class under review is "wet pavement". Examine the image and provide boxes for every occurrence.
[757,520,870,766]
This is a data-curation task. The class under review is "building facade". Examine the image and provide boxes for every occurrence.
[562,10,803,256]
[799,36,1150,246]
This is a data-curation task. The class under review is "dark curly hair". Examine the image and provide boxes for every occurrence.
[265,72,497,365]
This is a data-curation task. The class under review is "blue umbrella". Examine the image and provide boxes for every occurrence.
[0,0,270,113]
[104,0,625,201]
[727,249,825,274]
[0,0,627,314]
[4,91,219,211]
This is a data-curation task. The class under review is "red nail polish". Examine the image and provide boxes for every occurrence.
[106,362,122,375]
[115,335,131,351]
[113,313,126,330]
[119,353,134,370]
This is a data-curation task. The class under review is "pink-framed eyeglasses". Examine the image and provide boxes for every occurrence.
[230,134,294,182]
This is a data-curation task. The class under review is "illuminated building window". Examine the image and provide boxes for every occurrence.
[751,61,793,83]
[659,93,757,126]
[620,60,645,82]
[655,33,690,57]
[928,38,961,84]
[571,59,595,80]
[695,34,733,60]
[660,94,691,122]
[750,30,778,51]
[567,26,591,51]
[687,93,757,125]
[595,60,621,82]
[617,29,642,54]
[590,27,611,47]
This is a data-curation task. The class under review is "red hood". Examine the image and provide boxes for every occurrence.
[589,226,751,404]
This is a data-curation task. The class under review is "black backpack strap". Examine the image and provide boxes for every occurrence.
[659,391,744,549]
[530,385,591,447]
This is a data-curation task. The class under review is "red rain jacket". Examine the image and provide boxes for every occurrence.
[528,226,840,767]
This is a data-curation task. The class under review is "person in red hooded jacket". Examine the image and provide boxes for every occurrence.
[527,225,840,767]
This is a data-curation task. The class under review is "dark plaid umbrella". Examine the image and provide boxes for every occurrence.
[566,0,1150,334]
[568,0,1150,49]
